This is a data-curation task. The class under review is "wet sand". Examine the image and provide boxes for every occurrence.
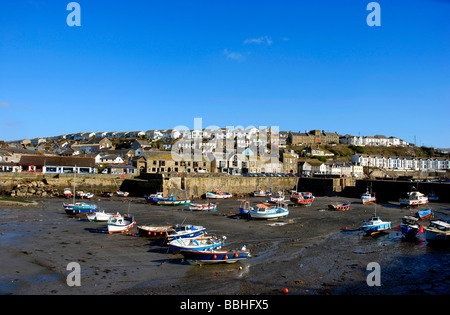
[0,195,449,295]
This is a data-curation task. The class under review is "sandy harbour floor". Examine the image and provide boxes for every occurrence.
[0,195,449,295]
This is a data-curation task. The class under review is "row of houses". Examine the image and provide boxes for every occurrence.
[8,127,411,150]
[351,154,450,171]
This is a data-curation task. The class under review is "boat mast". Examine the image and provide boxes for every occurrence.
[73,165,77,204]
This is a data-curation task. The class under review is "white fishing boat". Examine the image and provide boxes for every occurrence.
[63,188,72,198]
[425,220,450,243]
[361,190,376,204]
[248,202,289,220]
[115,190,129,197]
[76,191,94,199]
[252,189,273,197]
[189,202,217,211]
[265,191,284,203]
[205,189,232,199]
[107,213,136,234]
[86,210,118,222]
[399,191,428,207]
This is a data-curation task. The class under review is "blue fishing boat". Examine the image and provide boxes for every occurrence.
[166,224,206,242]
[416,207,432,220]
[180,246,251,264]
[145,192,176,204]
[63,202,98,215]
[360,216,391,234]
[168,236,226,253]
[400,215,423,238]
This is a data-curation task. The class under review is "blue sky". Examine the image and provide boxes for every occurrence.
[1,0,449,147]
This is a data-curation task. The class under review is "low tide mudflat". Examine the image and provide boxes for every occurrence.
[1,196,449,295]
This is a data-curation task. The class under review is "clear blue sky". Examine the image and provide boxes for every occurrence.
[1,0,449,147]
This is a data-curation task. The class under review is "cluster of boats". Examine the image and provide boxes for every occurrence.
[356,188,449,244]
[137,224,250,264]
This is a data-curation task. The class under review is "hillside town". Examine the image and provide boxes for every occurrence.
[1,128,449,178]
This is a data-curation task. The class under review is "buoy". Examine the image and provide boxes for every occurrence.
[283,288,288,295]
[234,253,239,258]
[224,255,228,259]
[396,225,400,230]
[213,255,217,259]
[344,227,348,230]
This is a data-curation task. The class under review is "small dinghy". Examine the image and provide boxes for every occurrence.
[416,207,432,220]
[328,202,350,211]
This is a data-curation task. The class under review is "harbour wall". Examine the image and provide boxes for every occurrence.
[0,173,448,203]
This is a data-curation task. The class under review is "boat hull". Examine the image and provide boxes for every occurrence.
[107,221,135,234]
[328,203,350,211]
[166,225,207,242]
[290,198,314,207]
[137,225,174,239]
[86,211,115,222]
[189,203,217,211]
[205,192,232,199]
[64,203,98,215]
[180,249,250,264]
[249,209,289,220]
[157,199,191,206]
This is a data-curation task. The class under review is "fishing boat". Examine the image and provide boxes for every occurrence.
[63,188,72,198]
[399,191,428,207]
[400,216,423,238]
[180,246,251,264]
[427,192,439,202]
[416,207,432,220]
[290,191,315,207]
[205,189,232,199]
[168,235,226,253]
[107,213,136,234]
[238,200,253,216]
[86,210,118,222]
[115,190,129,197]
[252,189,273,197]
[425,220,450,244]
[248,202,289,220]
[328,202,350,211]
[157,199,191,206]
[265,191,284,203]
[360,216,391,234]
[137,225,174,239]
[189,202,217,211]
[76,191,94,199]
[145,192,176,204]
[64,202,98,215]
[166,224,207,242]
[361,190,376,204]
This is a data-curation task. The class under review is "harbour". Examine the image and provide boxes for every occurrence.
[1,194,449,295]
